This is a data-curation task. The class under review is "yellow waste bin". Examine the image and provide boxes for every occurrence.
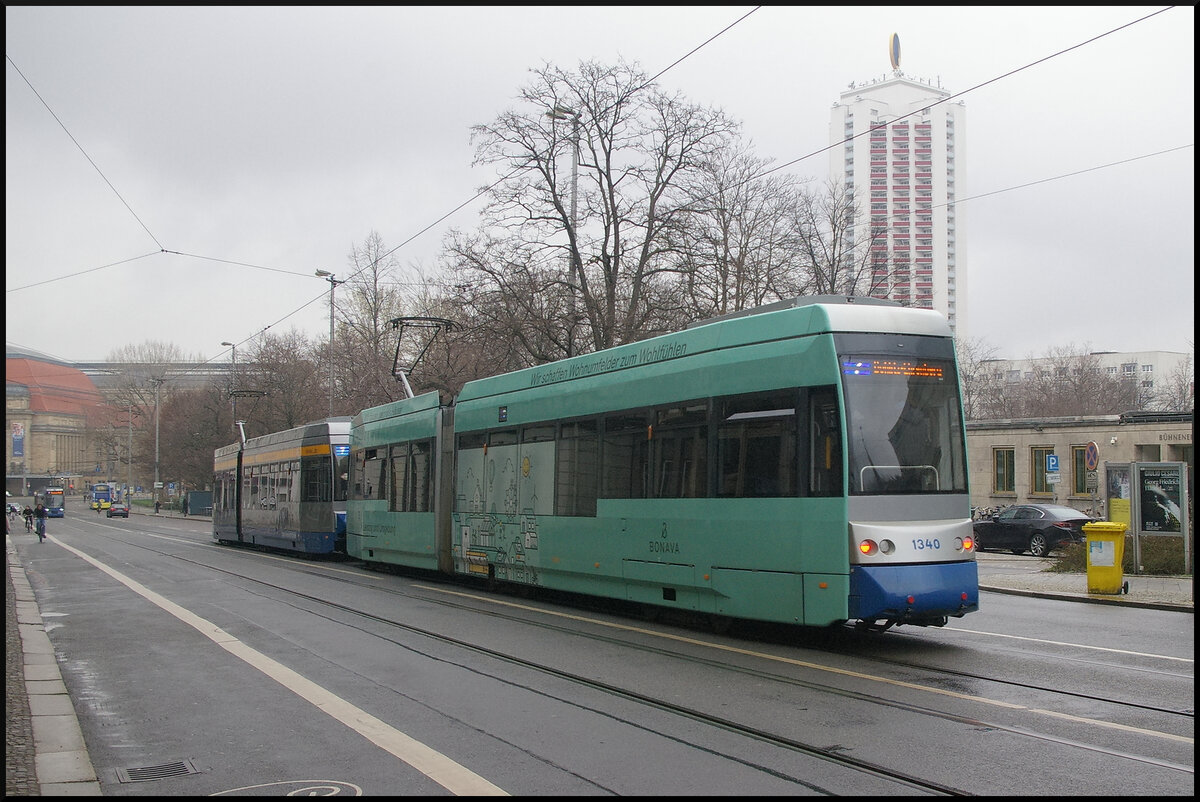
[1083,521,1129,595]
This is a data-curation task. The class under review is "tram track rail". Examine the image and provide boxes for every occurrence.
[64,524,1196,789]
[67,526,975,794]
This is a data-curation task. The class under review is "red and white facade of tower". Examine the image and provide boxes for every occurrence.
[829,66,967,339]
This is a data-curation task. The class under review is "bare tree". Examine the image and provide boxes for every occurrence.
[398,271,525,400]
[985,345,1141,419]
[100,340,199,488]
[155,385,230,491]
[336,231,412,411]
[797,178,888,298]
[1155,349,1194,412]
[455,59,740,362]
[668,143,813,323]
[955,336,1003,421]
[238,329,326,435]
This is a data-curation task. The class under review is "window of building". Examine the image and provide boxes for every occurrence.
[1071,445,1090,496]
[1031,447,1055,495]
[992,448,1015,493]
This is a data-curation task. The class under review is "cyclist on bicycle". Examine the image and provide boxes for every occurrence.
[34,502,47,541]
[23,505,35,533]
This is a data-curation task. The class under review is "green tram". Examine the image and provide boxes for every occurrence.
[348,296,979,630]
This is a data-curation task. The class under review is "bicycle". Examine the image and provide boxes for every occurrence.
[24,515,33,533]
[36,517,46,541]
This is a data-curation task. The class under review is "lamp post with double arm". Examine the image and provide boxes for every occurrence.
[315,270,343,416]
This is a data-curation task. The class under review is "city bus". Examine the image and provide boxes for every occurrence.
[90,482,113,511]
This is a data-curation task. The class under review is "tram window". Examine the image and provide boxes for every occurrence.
[490,430,518,447]
[717,391,797,498]
[602,413,648,499]
[652,403,708,499]
[522,425,555,444]
[302,455,333,503]
[352,449,365,498]
[334,451,350,503]
[410,440,433,512]
[356,448,386,501]
[808,387,843,497]
[389,444,410,512]
[458,433,486,451]
[557,420,598,516]
[386,440,434,512]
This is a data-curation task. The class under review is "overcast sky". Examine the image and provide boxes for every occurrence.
[5,5,1194,367]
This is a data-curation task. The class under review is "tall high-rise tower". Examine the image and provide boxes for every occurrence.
[829,34,966,338]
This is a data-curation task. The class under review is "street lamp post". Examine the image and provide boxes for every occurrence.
[221,341,237,430]
[315,270,342,416]
[150,378,163,506]
[547,105,580,357]
[127,403,134,496]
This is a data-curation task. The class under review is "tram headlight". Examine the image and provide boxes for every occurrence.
[879,539,895,555]
[858,539,878,556]
[955,536,975,552]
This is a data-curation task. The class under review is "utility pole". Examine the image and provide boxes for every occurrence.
[221,341,238,432]
[315,270,342,416]
[150,377,163,506]
[547,105,581,357]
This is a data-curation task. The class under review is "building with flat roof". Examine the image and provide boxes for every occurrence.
[967,411,1192,518]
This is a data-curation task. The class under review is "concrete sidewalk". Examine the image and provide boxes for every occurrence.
[979,567,1194,612]
[6,536,101,796]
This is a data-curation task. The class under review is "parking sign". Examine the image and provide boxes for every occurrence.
[1046,454,1059,472]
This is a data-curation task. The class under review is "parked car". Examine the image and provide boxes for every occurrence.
[106,502,130,519]
[972,504,1096,557]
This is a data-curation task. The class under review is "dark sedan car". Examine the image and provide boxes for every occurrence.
[973,504,1096,557]
[106,502,130,519]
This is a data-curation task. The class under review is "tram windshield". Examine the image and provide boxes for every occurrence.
[839,352,968,495]
[333,445,350,502]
